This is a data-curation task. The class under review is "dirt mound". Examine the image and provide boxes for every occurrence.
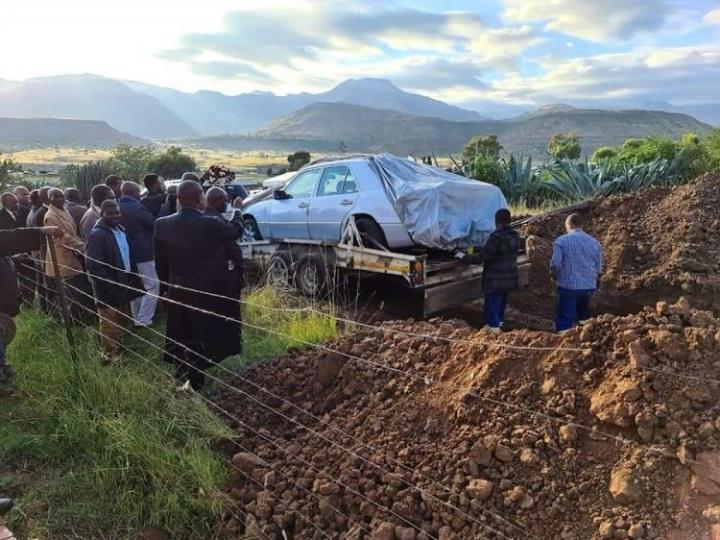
[216,297,720,539]
[514,173,720,320]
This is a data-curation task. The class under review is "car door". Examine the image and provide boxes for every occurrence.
[268,168,321,240]
[308,165,360,241]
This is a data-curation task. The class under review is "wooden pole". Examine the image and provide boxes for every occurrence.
[46,237,78,365]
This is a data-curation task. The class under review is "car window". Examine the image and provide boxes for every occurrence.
[285,169,321,198]
[342,169,359,194]
[317,166,349,197]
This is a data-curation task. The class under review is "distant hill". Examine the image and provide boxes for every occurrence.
[0,117,148,149]
[243,102,712,157]
[644,101,720,127]
[0,75,196,139]
[127,77,484,135]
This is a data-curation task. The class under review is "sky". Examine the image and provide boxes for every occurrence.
[2,0,719,110]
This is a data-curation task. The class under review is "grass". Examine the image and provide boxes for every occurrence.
[0,285,339,539]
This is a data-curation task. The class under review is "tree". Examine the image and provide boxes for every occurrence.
[470,156,501,185]
[0,153,21,192]
[148,146,197,179]
[287,151,311,171]
[106,144,155,181]
[702,129,720,170]
[60,161,113,202]
[616,137,677,164]
[547,132,581,160]
[463,135,503,162]
[591,146,617,162]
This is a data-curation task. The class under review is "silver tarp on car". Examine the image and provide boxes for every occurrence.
[370,154,508,250]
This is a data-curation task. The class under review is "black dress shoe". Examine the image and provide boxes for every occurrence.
[0,498,14,515]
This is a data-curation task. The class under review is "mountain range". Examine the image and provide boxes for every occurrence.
[0,74,716,157]
[0,117,146,149]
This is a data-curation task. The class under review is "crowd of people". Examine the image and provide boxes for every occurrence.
[0,173,245,392]
[0,172,603,393]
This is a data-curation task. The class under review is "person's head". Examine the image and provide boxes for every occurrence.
[166,184,178,199]
[143,174,164,195]
[64,187,81,204]
[13,186,30,206]
[0,192,19,213]
[120,181,141,201]
[39,186,51,205]
[48,188,65,209]
[205,186,228,213]
[90,184,115,207]
[565,213,583,234]
[177,180,205,210]
[29,189,40,208]
[104,175,123,197]
[181,171,200,183]
[495,208,512,227]
[100,199,121,228]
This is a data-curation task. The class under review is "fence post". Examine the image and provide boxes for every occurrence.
[46,237,79,365]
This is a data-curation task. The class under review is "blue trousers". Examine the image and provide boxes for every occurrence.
[556,287,594,331]
[484,292,508,329]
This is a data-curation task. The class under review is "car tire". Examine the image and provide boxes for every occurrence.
[243,216,262,241]
[355,217,387,249]
[266,252,293,289]
[295,253,328,298]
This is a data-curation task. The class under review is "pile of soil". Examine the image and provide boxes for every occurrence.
[216,297,720,539]
[514,173,720,320]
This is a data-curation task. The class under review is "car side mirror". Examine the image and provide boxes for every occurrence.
[273,189,290,200]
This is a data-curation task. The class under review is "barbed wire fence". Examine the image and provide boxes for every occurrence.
[10,238,719,539]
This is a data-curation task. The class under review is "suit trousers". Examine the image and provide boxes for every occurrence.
[130,260,159,326]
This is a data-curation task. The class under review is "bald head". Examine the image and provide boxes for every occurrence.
[120,181,141,200]
[177,180,205,210]
[64,187,81,204]
[205,186,228,213]
[1,192,18,213]
[181,171,200,182]
[13,186,30,206]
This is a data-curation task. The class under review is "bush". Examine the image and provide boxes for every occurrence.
[547,132,581,160]
[463,134,502,162]
[60,161,113,202]
[148,146,197,180]
[616,137,678,164]
[591,146,617,162]
[469,156,501,185]
[287,151,311,171]
[106,144,155,181]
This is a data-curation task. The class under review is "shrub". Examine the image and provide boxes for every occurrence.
[470,156,501,185]
[106,144,155,181]
[148,146,197,179]
[547,132,581,160]
[60,161,113,202]
[287,151,311,171]
[463,134,502,162]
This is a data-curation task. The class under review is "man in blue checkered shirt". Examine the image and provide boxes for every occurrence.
[549,213,603,332]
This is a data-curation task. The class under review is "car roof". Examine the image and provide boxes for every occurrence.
[306,154,371,167]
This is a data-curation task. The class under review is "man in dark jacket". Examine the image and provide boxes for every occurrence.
[0,193,21,230]
[154,180,243,389]
[86,200,144,362]
[119,181,159,327]
[63,188,86,230]
[13,186,31,227]
[465,209,520,332]
[1,225,62,389]
[1,193,36,306]
[141,174,166,218]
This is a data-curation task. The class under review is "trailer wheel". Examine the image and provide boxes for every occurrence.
[355,217,387,249]
[295,253,328,297]
[243,216,262,241]
[266,252,293,289]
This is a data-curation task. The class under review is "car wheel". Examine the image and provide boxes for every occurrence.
[266,252,293,289]
[295,253,328,297]
[355,217,387,249]
[243,216,262,241]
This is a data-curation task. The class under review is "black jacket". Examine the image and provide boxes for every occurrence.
[1,228,43,316]
[477,225,520,293]
[0,208,20,231]
[204,207,244,278]
[142,192,165,218]
[119,196,155,264]
[86,221,145,307]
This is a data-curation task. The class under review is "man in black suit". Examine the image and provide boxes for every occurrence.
[12,186,31,227]
[0,193,21,230]
[0,193,36,306]
[154,181,243,389]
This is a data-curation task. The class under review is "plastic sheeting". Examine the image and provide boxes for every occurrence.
[370,154,508,250]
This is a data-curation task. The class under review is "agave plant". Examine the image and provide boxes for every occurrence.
[542,158,622,201]
[497,155,540,204]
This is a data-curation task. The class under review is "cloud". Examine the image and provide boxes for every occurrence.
[502,0,671,41]
[704,9,720,25]
[483,45,720,105]
[160,6,541,92]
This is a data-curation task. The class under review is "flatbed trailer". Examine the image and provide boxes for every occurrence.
[239,218,530,318]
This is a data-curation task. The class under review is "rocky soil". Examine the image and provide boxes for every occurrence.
[216,295,720,539]
[514,173,720,320]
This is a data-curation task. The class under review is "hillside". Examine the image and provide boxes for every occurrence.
[0,117,147,149]
[249,102,712,157]
[0,74,196,139]
[127,77,483,135]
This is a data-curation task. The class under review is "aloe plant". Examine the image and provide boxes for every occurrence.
[497,155,539,203]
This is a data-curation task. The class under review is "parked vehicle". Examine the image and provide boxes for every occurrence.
[242,156,414,249]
